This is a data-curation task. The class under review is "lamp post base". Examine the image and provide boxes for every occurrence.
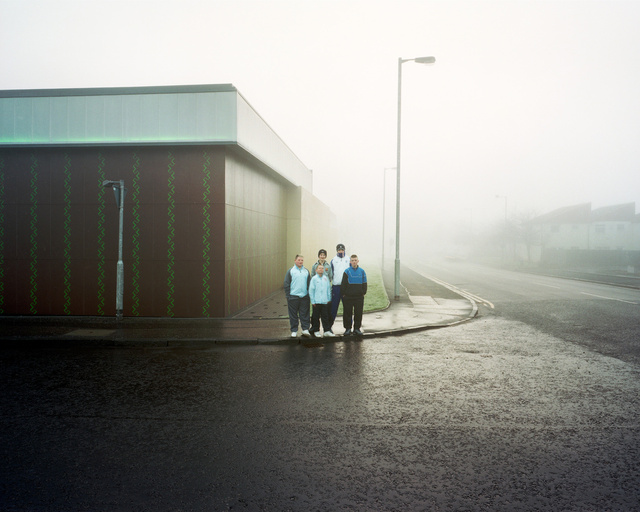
[394,258,401,301]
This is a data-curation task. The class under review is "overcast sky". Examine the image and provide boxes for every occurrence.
[2,0,640,253]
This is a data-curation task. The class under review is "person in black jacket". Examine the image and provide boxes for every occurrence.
[340,254,367,336]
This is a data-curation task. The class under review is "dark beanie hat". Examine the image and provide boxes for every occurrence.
[336,243,345,251]
[318,249,327,256]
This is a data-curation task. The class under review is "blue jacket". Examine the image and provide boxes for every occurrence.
[340,266,367,298]
[309,274,332,304]
[284,265,310,299]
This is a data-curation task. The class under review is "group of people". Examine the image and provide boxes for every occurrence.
[283,244,367,338]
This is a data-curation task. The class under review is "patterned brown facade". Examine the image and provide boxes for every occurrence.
[0,145,289,317]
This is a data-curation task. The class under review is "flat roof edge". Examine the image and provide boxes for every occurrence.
[0,141,235,148]
[0,84,238,98]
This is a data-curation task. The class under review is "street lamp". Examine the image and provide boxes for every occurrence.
[496,194,508,265]
[495,194,507,224]
[395,55,436,300]
[103,179,126,320]
[382,166,396,269]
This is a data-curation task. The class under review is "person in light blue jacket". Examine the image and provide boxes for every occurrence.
[284,254,311,338]
[308,264,335,338]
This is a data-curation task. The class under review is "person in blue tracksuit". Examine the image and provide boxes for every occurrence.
[284,254,311,338]
[340,254,367,336]
[308,264,335,338]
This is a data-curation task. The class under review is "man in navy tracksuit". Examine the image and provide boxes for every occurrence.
[340,254,367,336]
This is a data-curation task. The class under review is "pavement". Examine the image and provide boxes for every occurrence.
[0,265,477,347]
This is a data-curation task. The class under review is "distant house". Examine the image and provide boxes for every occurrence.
[532,203,591,251]
[590,203,637,251]
[527,202,639,268]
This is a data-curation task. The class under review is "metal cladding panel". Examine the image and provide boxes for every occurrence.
[0,90,237,146]
[235,94,312,191]
[224,151,288,316]
[0,146,226,317]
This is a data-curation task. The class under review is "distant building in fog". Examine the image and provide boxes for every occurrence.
[0,84,337,317]
[526,202,639,268]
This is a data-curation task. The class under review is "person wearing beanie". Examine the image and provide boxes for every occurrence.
[311,249,333,283]
[329,243,350,328]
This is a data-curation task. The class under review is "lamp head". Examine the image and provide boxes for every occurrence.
[414,56,436,64]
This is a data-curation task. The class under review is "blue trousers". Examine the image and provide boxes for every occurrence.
[287,295,310,332]
[330,285,342,326]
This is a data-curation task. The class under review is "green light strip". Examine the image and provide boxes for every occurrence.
[62,154,72,314]
[0,136,232,145]
[96,153,106,315]
[201,151,211,317]
[166,152,175,317]
[131,152,141,316]
[29,155,38,314]
[0,157,5,314]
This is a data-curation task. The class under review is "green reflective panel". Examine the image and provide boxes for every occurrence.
[0,92,238,145]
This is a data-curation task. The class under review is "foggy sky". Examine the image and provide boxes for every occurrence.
[2,0,639,257]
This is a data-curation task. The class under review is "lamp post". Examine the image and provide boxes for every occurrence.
[103,179,126,320]
[395,55,436,300]
[496,194,508,265]
[382,166,395,269]
[496,194,507,224]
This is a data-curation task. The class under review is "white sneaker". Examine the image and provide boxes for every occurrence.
[323,331,336,338]
[314,332,322,338]
[291,332,298,338]
[302,330,311,337]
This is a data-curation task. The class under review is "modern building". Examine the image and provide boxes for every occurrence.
[0,84,336,317]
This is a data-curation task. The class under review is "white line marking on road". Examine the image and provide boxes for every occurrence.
[534,282,561,289]
[580,292,638,305]
[424,274,495,309]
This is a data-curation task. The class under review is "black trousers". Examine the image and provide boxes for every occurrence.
[311,303,331,333]
[342,296,364,330]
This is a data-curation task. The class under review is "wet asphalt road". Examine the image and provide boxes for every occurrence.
[2,315,640,511]
[412,260,640,366]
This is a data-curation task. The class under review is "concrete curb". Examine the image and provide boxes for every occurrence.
[0,267,480,348]
[0,303,479,348]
